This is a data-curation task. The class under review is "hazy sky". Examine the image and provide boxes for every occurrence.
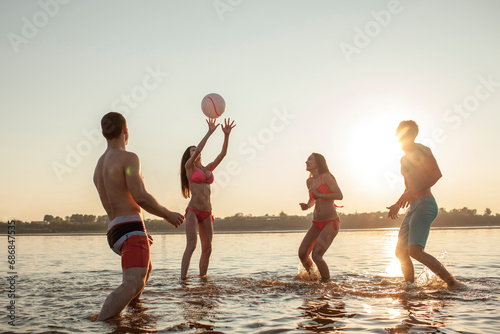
[1,0,499,222]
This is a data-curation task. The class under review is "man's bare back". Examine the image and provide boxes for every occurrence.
[93,112,183,321]
[94,148,143,221]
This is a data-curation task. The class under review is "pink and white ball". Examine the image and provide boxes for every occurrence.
[201,93,226,119]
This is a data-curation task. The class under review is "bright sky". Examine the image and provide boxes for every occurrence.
[1,0,499,222]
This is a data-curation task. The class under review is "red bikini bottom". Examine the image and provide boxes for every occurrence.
[186,207,215,223]
[312,217,340,231]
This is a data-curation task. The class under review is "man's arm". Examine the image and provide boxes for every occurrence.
[124,153,183,227]
[396,147,442,208]
[409,149,442,193]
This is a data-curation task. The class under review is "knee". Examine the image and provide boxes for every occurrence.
[395,247,408,260]
[201,243,212,255]
[408,246,423,260]
[125,275,147,295]
[298,248,308,261]
[311,250,323,263]
[185,238,197,253]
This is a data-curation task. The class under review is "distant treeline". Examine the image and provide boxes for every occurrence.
[1,207,499,234]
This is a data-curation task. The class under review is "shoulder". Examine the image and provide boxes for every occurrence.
[119,151,141,175]
[414,144,432,156]
[122,151,140,163]
[306,177,313,186]
[409,144,433,163]
[95,154,105,167]
[185,159,195,171]
[322,173,337,183]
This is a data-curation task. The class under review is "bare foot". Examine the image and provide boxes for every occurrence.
[447,279,465,290]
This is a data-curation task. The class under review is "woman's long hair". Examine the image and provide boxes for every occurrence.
[180,146,195,198]
[311,153,334,179]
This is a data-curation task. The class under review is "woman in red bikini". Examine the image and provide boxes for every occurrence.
[299,153,343,281]
[180,118,235,279]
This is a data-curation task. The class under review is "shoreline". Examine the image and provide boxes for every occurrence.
[12,225,500,236]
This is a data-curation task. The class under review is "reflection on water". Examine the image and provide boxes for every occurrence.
[298,299,355,332]
[3,229,500,333]
[180,279,221,331]
[386,298,448,334]
[107,301,159,334]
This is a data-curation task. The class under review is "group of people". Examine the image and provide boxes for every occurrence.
[93,112,458,321]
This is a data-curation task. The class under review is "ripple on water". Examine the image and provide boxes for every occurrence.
[6,231,500,333]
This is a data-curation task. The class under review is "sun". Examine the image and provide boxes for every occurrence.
[344,110,403,190]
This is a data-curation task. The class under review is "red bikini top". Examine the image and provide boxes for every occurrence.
[309,175,332,200]
[309,174,343,208]
[189,169,214,185]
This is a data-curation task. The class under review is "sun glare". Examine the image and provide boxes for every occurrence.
[383,230,402,277]
[344,110,403,189]
[385,257,402,277]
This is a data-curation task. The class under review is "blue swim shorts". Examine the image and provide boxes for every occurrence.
[397,196,438,249]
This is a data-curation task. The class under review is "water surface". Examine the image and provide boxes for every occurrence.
[1,228,499,333]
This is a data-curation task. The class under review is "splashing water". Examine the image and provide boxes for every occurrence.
[5,230,500,333]
[416,251,450,289]
[295,262,322,281]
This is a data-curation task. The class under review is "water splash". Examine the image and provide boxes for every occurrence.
[416,251,449,289]
[295,262,321,281]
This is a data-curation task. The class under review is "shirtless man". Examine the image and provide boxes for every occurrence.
[93,112,184,320]
[387,120,458,288]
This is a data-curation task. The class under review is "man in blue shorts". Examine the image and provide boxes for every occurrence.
[387,120,458,288]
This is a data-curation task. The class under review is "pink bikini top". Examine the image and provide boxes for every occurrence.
[189,169,214,185]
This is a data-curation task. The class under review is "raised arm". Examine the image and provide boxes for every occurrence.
[125,153,183,227]
[206,118,236,171]
[185,118,219,170]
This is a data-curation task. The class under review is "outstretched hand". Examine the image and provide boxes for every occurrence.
[166,211,184,228]
[387,204,400,220]
[206,118,219,133]
[221,118,236,135]
[396,190,414,209]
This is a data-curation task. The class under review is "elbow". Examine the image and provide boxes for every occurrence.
[134,197,147,207]
[337,191,343,201]
[131,192,149,207]
[433,172,442,185]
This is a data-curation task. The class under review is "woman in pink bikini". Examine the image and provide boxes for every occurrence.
[299,153,343,281]
[180,118,235,279]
